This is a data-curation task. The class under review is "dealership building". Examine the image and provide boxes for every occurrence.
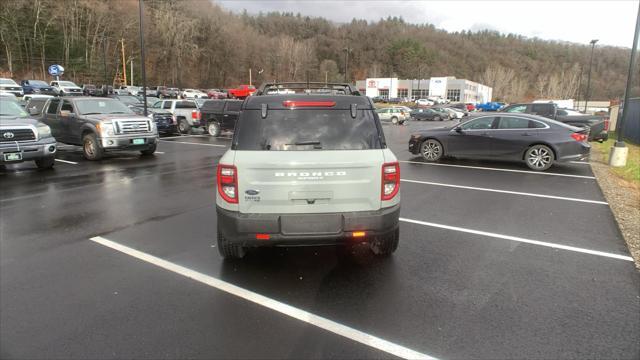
[356,77,493,103]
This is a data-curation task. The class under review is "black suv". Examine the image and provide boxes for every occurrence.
[199,99,243,136]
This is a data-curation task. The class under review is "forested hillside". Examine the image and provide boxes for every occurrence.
[1,0,636,102]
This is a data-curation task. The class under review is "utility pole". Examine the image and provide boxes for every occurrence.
[249,68,252,86]
[343,47,351,83]
[102,38,108,87]
[138,0,148,116]
[584,39,598,112]
[609,1,640,167]
[121,39,127,86]
[130,56,134,86]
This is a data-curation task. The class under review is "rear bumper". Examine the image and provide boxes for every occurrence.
[217,204,400,246]
[557,142,591,162]
[0,138,57,163]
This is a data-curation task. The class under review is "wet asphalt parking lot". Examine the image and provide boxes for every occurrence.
[1,120,639,359]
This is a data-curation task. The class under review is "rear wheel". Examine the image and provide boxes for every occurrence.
[525,144,554,171]
[421,139,443,162]
[391,116,399,125]
[207,121,221,137]
[178,118,191,134]
[35,156,55,169]
[434,116,441,121]
[217,230,245,259]
[82,133,104,160]
[370,228,399,256]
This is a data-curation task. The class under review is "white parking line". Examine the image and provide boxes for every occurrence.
[155,151,165,154]
[399,217,633,262]
[399,160,596,179]
[160,134,210,139]
[54,159,79,165]
[159,140,227,147]
[401,178,608,205]
[569,161,590,165]
[90,236,437,360]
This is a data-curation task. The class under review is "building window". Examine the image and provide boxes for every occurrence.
[378,89,389,99]
[446,89,461,102]
[412,89,428,99]
[398,89,408,98]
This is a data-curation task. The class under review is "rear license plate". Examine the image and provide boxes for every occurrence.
[281,214,342,235]
[132,138,145,145]
[3,152,22,161]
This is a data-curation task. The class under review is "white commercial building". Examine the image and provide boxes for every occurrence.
[356,77,492,103]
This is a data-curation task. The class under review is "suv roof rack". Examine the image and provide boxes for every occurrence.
[255,82,362,96]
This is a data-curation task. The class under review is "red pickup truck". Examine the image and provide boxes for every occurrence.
[227,85,256,99]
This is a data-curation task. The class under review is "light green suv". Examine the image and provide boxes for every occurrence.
[215,92,401,259]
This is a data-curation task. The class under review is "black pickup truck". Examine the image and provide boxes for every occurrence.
[199,99,243,136]
[501,103,609,142]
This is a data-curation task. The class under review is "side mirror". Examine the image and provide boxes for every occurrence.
[454,126,463,133]
[28,107,39,116]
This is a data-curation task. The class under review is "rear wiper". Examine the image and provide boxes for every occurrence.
[289,141,321,146]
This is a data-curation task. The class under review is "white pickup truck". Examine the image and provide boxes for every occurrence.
[50,80,83,96]
[150,99,203,134]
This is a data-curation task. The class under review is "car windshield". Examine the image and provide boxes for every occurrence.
[0,79,18,85]
[74,99,134,115]
[30,80,49,86]
[58,81,78,87]
[0,99,28,117]
[116,96,140,105]
[236,109,382,151]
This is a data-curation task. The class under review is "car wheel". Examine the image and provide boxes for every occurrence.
[434,116,441,121]
[178,118,191,134]
[140,143,157,156]
[391,116,398,125]
[82,133,104,160]
[207,121,221,137]
[217,230,245,259]
[525,144,554,171]
[370,228,399,256]
[421,139,443,162]
[35,156,55,169]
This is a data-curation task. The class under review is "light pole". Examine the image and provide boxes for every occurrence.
[343,47,351,83]
[584,39,598,112]
[138,0,148,116]
[610,1,640,167]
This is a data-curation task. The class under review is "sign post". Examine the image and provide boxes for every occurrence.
[48,64,64,81]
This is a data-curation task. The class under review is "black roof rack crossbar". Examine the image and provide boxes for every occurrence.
[255,82,361,96]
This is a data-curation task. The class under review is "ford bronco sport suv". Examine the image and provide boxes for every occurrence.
[216,83,400,259]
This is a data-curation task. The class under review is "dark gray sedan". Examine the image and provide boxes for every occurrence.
[408,113,590,171]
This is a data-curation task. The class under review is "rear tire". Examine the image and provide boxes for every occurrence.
[391,116,399,125]
[217,230,245,259]
[525,144,554,171]
[82,133,104,160]
[434,116,441,121]
[370,228,399,256]
[35,156,55,169]
[178,118,191,134]
[207,121,221,137]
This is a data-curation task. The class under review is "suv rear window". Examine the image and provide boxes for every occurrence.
[175,101,196,109]
[235,110,382,151]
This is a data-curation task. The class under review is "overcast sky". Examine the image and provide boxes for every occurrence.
[215,0,639,48]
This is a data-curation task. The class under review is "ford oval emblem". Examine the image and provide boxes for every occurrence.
[245,189,260,196]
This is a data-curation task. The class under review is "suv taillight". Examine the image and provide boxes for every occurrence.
[381,162,400,201]
[192,110,201,120]
[604,117,610,131]
[570,133,588,142]
[217,164,238,203]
